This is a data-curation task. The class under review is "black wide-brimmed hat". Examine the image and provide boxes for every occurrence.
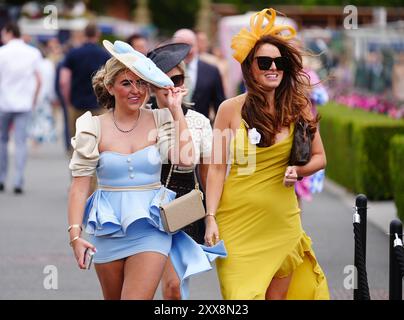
[147,43,190,73]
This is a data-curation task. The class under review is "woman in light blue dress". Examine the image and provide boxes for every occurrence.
[67,40,226,300]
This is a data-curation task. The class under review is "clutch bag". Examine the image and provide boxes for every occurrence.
[289,119,312,166]
[159,165,205,233]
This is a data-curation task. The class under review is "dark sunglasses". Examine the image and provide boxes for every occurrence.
[255,56,288,71]
[170,74,185,87]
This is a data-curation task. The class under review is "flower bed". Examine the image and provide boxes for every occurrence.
[335,93,404,119]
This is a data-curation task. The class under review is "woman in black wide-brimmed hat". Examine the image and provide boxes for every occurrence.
[148,43,214,300]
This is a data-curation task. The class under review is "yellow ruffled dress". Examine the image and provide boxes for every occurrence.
[216,121,329,300]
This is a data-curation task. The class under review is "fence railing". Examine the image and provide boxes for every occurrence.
[352,194,404,300]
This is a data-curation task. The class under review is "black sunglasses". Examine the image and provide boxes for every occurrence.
[170,74,185,87]
[255,56,288,71]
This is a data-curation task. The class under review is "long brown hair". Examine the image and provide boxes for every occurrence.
[241,35,318,147]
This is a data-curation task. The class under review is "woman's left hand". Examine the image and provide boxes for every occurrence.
[166,87,188,114]
[283,166,298,187]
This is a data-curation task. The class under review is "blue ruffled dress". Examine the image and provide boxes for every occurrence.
[70,110,226,299]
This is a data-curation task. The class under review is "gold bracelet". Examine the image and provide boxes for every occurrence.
[69,236,80,247]
[67,224,82,232]
[205,213,216,219]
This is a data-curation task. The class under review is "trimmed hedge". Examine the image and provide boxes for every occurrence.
[319,103,404,200]
[389,135,404,222]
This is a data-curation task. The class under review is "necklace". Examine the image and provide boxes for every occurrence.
[112,109,141,133]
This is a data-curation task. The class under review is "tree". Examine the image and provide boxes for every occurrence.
[149,0,200,37]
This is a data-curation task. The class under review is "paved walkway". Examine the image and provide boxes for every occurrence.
[0,122,396,300]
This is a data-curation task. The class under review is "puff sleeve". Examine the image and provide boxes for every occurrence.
[69,111,100,177]
[152,108,175,164]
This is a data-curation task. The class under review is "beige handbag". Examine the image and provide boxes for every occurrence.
[159,165,206,233]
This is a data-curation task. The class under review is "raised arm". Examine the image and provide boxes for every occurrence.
[166,87,195,166]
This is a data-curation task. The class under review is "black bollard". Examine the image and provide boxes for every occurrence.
[353,194,370,300]
[356,194,368,264]
[389,219,403,300]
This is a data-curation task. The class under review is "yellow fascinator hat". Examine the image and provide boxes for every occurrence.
[231,8,297,64]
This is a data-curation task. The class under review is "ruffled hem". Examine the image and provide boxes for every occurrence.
[275,232,329,300]
[83,186,176,237]
[170,233,227,299]
[83,186,228,299]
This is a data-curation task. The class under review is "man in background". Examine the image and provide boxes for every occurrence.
[0,22,42,194]
[60,23,109,144]
[173,29,225,121]
[196,30,229,99]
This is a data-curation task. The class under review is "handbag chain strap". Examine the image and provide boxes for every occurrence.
[165,164,200,191]
[159,165,201,206]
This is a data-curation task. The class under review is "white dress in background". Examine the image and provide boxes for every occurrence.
[29,58,57,144]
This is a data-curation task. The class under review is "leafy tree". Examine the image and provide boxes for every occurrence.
[149,0,200,37]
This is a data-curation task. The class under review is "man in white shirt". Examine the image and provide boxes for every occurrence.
[0,22,42,194]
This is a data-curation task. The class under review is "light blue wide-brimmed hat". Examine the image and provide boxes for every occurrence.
[103,40,174,88]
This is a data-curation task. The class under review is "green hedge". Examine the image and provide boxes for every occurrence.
[319,103,404,200]
[389,135,404,222]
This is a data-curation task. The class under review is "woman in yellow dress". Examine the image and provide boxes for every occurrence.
[204,8,330,300]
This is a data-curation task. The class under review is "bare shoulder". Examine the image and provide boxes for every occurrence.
[141,107,155,118]
[98,110,111,119]
[97,111,112,126]
[217,93,246,117]
[214,94,246,131]
[145,107,173,127]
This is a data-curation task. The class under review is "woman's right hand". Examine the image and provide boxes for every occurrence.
[71,238,97,269]
[166,87,188,115]
[204,216,220,247]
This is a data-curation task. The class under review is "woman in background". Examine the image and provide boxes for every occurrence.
[148,43,214,299]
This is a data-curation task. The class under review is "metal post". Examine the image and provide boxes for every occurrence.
[353,205,360,300]
[389,219,403,300]
[356,194,367,264]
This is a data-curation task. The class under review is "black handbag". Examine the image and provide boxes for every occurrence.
[289,119,312,166]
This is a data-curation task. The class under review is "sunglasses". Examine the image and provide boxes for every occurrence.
[124,70,148,91]
[170,74,185,87]
[255,56,288,71]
